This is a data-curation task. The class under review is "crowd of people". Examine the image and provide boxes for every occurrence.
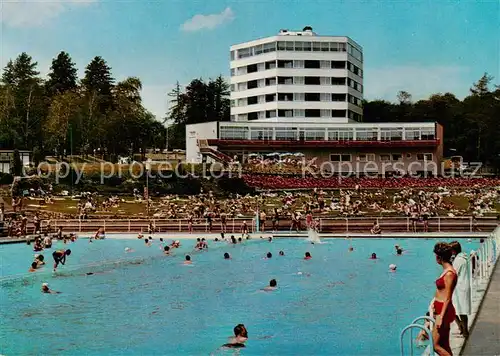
[242,175,500,190]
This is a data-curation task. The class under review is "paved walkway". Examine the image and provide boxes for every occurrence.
[462,261,500,355]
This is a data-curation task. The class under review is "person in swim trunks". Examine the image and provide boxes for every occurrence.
[432,242,457,356]
[29,261,38,272]
[52,249,71,271]
[222,324,248,348]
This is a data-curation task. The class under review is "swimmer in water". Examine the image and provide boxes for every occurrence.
[370,253,377,259]
[348,246,354,252]
[263,279,277,291]
[396,248,403,255]
[279,251,284,256]
[145,238,152,247]
[29,261,38,272]
[52,249,71,271]
[137,233,144,239]
[268,236,273,242]
[222,324,248,348]
[163,246,171,255]
[224,252,231,259]
[389,264,397,272]
[265,252,272,259]
[304,252,312,260]
[184,255,192,264]
[125,247,133,253]
[41,283,60,294]
[35,254,45,266]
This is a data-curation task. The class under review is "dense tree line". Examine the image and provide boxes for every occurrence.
[165,77,230,148]
[0,52,166,160]
[363,74,500,167]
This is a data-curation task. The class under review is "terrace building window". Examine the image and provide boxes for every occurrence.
[265,61,276,70]
[392,154,403,161]
[220,126,249,139]
[247,80,258,89]
[278,93,294,101]
[304,60,320,69]
[330,154,351,162]
[266,110,277,118]
[278,109,294,118]
[275,127,297,140]
[305,93,320,101]
[305,109,321,118]
[332,94,346,102]
[278,60,293,68]
[421,130,435,140]
[328,129,353,141]
[247,64,258,73]
[278,77,293,85]
[417,153,433,161]
[332,77,346,85]
[248,112,258,120]
[247,96,258,105]
[332,110,347,118]
[380,154,391,161]
[331,61,346,69]
[251,128,273,140]
[304,77,320,85]
[381,128,403,141]
[265,94,276,102]
[265,77,277,86]
[358,154,375,162]
[356,129,377,141]
[303,129,325,140]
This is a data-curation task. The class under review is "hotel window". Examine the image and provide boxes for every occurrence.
[266,110,277,118]
[230,84,235,91]
[263,42,276,53]
[237,83,246,91]
[275,127,297,140]
[254,45,263,55]
[417,153,433,161]
[251,128,273,140]
[247,80,258,89]
[277,41,286,51]
[230,51,235,61]
[358,154,375,162]
[294,109,305,117]
[320,93,330,102]
[265,94,276,102]
[329,42,338,52]
[328,129,353,141]
[305,93,320,102]
[304,60,320,69]
[278,60,293,68]
[294,76,305,85]
[331,77,346,85]
[304,76,320,85]
[294,93,305,101]
[294,60,304,69]
[381,128,403,141]
[320,109,330,117]
[320,77,330,85]
[238,48,252,59]
[294,41,304,51]
[332,94,346,102]
[332,110,347,117]
[248,112,258,120]
[321,42,329,52]
[380,154,391,161]
[338,43,347,52]
[421,129,435,140]
[303,42,312,51]
[304,129,325,140]
[230,68,235,77]
[313,42,321,52]
[265,61,276,70]
[278,109,294,118]
[285,41,294,51]
[278,77,293,85]
[406,129,420,140]
[392,154,403,161]
[265,77,276,86]
[278,93,294,101]
[332,61,346,69]
[305,109,321,118]
[237,99,246,106]
[356,129,377,141]
[320,60,330,69]
[220,126,249,139]
[330,154,351,162]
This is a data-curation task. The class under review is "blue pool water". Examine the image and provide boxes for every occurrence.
[0,235,481,355]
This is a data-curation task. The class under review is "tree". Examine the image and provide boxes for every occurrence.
[397,90,412,105]
[82,56,114,97]
[470,73,493,96]
[46,51,78,96]
[10,149,23,176]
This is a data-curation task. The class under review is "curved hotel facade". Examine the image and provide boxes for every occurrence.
[186,27,443,176]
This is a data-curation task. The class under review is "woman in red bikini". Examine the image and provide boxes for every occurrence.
[432,242,457,356]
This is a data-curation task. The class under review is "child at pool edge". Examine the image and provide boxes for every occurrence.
[52,249,71,272]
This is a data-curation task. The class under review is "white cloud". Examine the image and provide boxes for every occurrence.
[0,0,97,28]
[181,7,234,32]
[364,65,470,102]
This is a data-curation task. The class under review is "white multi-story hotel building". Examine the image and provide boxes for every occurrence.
[186,27,443,175]
[229,27,363,123]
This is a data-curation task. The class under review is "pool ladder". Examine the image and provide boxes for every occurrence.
[400,316,435,356]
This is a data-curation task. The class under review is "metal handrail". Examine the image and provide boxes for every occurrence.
[400,322,434,356]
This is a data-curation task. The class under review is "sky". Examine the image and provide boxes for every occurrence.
[1,0,499,119]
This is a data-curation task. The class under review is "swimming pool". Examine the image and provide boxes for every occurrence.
[0,235,482,355]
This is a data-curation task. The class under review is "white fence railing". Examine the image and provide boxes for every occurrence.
[400,226,500,355]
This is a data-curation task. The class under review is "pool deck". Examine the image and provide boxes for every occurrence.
[461,261,500,355]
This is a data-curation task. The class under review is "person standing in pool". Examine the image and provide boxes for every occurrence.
[41,283,60,294]
[184,255,192,264]
[52,249,71,272]
[432,242,457,356]
[222,324,248,348]
[263,279,277,291]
